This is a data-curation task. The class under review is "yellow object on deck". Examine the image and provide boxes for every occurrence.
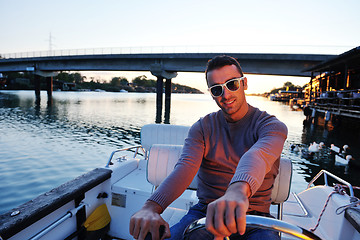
[84,204,111,231]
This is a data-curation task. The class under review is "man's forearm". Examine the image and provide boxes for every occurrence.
[142,200,164,214]
[227,181,251,198]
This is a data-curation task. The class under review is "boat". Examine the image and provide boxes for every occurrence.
[94,89,106,92]
[1,124,360,240]
[269,90,304,103]
[289,98,306,110]
[269,93,281,101]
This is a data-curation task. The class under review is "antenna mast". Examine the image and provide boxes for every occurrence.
[48,32,55,55]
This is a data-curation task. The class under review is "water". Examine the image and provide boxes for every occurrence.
[1,90,360,214]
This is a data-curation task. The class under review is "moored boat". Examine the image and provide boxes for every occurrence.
[1,124,360,240]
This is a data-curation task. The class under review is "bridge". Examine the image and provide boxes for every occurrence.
[0,51,335,123]
[0,52,334,76]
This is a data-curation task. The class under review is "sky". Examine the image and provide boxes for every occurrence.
[0,0,359,93]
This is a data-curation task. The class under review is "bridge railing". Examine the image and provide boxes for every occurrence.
[0,45,353,59]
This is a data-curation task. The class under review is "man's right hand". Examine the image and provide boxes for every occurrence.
[205,182,250,240]
[129,200,171,240]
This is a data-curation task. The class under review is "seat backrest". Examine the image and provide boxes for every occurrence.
[271,158,292,204]
[147,144,198,189]
[141,124,190,154]
[147,143,291,203]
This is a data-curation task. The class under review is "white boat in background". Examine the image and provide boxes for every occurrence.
[1,124,360,240]
[94,89,106,92]
[269,93,281,101]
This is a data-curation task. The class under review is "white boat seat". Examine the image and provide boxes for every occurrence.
[147,143,292,219]
[147,144,198,190]
[271,158,292,220]
[271,158,292,204]
[141,124,190,157]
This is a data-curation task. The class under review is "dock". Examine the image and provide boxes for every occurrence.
[303,46,360,128]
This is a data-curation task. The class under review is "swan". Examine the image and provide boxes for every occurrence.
[308,142,320,153]
[335,154,353,165]
[330,144,340,153]
[290,144,300,152]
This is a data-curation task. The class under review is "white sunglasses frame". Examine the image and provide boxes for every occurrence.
[207,77,245,97]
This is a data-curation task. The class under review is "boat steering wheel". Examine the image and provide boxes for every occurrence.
[184,215,321,240]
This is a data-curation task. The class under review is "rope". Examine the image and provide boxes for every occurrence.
[310,184,346,232]
[336,199,360,215]
[338,184,360,191]
[335,183,360,215]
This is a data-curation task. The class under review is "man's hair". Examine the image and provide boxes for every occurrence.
[205,55,244,81]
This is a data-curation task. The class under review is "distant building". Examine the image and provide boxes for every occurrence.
[303,46,360,128]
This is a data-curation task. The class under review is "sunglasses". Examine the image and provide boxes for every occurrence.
[208,77,245,97]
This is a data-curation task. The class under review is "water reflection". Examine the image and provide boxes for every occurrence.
[1,91,360,215]
[294,114,360,194]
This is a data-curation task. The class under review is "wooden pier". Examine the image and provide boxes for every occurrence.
[303,46,360,129]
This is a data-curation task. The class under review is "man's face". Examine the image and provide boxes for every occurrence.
[207,64,248,122]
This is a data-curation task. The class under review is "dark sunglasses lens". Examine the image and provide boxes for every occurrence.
[226,79,240,91]
[211,86,223,96]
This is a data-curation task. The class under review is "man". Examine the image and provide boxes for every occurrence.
[129,55,288,240]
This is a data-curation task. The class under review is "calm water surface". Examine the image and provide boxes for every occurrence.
[1,90,360,214]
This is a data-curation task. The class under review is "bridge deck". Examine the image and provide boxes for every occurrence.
[0,53,334,77]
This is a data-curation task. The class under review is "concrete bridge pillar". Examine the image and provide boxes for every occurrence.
[46,76,53,105]
[164,78,171,124]
[34,71,58,105]
[34,74,41,104]
[150,64,177,124]
[155,76,164,123]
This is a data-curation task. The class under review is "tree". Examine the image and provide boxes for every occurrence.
[132,75,156,87]
[120,78,129,86]
[111,77,128,86]
[283,81,293,88]
[132,75,147,86]
[269,81,302,94]
[57,72,72,82]
[56,72,85,84]
[72,73,83,84]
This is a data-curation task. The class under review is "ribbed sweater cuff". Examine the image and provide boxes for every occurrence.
[148,192,168,212]
[230,173,258,197]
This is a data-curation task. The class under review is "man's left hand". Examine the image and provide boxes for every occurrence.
[205,181,250,240]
